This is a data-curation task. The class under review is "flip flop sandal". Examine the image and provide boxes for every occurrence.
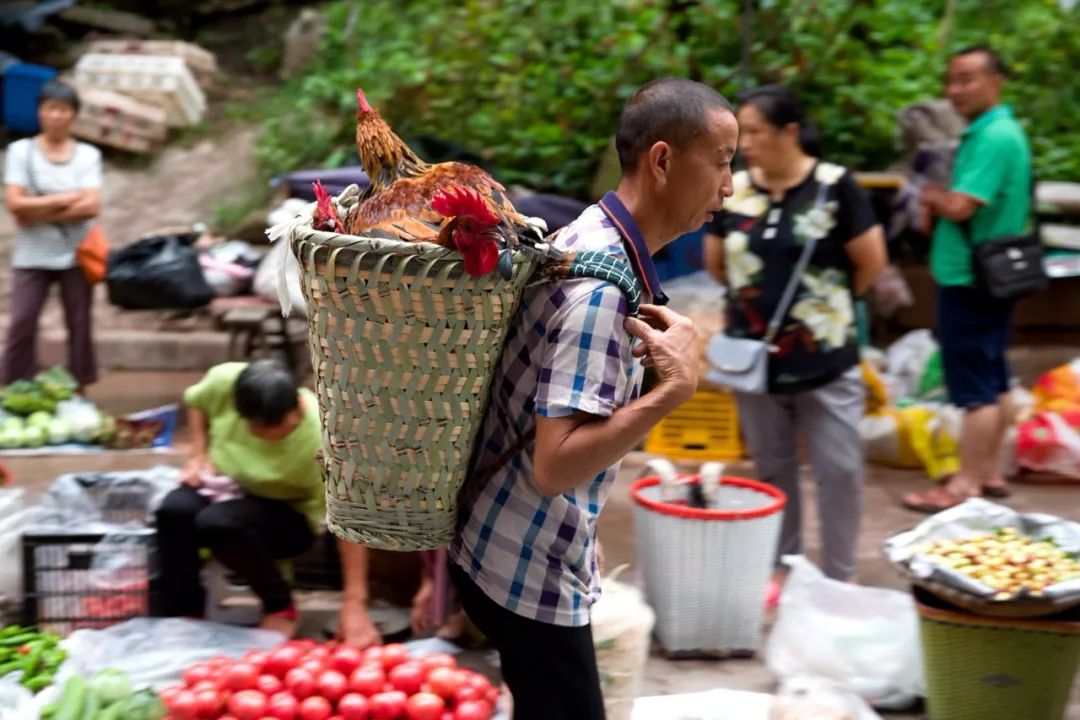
[902,486,975,514]
[934,475,1012,499]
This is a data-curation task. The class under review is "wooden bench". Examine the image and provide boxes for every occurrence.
[213,298,306,375]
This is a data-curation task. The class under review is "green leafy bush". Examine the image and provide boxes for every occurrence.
[254,0,1079,198]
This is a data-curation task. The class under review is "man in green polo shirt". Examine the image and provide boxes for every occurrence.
[904,45,1031,513]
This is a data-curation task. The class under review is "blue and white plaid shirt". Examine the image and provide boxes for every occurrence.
[450,195,665,626]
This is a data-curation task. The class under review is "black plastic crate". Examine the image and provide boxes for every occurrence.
[22,529,162,636]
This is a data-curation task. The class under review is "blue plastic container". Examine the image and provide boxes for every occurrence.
[3,63,58,134]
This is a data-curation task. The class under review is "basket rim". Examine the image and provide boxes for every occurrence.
[896,562,1080,619]
[916,597,1080,633]
[630,474,786,521]
[291,225,539,266]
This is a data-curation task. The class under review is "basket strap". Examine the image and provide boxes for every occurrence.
[563,250,643,316]
[464,248,643,496]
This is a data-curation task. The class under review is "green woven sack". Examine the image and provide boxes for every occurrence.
[292,226,641,550]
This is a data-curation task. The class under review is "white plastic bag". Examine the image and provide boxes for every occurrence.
[591,566,655,720]
[765,556,924,710]
[0,671,34,720]
[884,330,938,400]
[771,676,882,720]
[254,237,306,315]
[60,618,285,689]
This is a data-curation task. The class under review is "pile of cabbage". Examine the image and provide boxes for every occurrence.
[0,367,115,449]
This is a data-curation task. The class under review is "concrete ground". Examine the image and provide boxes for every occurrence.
[7,370,1080,718]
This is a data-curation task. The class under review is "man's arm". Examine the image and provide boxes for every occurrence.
[336,539,382,649]
[921,185,982,223]
[532,304,698,497]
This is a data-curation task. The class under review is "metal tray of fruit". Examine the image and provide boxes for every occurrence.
[885,499,1080,618]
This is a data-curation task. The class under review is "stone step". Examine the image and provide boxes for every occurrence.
[40,329,231,371]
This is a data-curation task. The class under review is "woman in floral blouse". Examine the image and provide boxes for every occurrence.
[704,85,885,604]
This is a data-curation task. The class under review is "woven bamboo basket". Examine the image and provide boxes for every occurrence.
[291,226,540,550]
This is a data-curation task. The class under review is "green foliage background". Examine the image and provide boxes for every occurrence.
[254,0,1079,198]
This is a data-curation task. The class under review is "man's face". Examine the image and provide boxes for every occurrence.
[945,53,1003,119]
[662,108,739,235]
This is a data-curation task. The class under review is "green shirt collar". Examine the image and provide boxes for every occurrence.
[963,104,1013,137]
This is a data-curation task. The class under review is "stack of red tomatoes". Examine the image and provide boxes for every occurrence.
[160,640,498,720]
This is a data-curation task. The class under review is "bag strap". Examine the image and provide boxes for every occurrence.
[762,180,829,345]
[467,244,643,490]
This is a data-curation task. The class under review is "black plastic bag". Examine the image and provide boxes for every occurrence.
[106,233,214,310]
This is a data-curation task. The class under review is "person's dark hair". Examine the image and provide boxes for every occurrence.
[953,45,1009,78]
[37,81,80,114]
[234,359,300,426]
[738,84,822,158]
[616,77,734,173]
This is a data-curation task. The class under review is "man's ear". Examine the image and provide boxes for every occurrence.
[647,141,672,185]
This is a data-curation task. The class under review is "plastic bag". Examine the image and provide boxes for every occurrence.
[631,689,774,720]
[59,618,285,688]
[254,234,306,315]
[884,330,938,400]
[591,566,655,720]
[0,672,34,720]
[41,467,180,527]
[106,233,214,310]
[771,676,882,720]
[0,504,56,604]
[199,253,255,297]
[1017,411,1080,480]
[765,556,924,710]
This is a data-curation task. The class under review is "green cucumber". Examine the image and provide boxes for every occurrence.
[53,676,86,720]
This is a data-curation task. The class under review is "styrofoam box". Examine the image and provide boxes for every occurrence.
[84,39,218,88]
[71,118,158,154]
[73,86,168,141]
[74,53,206,127]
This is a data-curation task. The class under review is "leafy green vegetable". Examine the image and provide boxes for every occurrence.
[1,381,56,416]
[35,367,77,403]
[89,668,133,706]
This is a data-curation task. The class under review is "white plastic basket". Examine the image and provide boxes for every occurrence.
[631,459,785,656]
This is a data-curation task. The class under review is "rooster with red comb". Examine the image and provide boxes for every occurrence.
[310,89,544,277]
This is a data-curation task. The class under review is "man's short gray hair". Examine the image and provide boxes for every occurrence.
[615,77,734,174]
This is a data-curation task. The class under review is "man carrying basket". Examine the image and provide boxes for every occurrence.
[449,78,739,718]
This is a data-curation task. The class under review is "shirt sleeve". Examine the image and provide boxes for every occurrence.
[183,363,245,418]
[951,131,1012,205]
[834,170,879,244]
[534,281,634,419]
[77,144,103,189]
[3,141,29,188]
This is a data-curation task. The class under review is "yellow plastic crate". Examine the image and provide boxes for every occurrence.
[645,388,743,461]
